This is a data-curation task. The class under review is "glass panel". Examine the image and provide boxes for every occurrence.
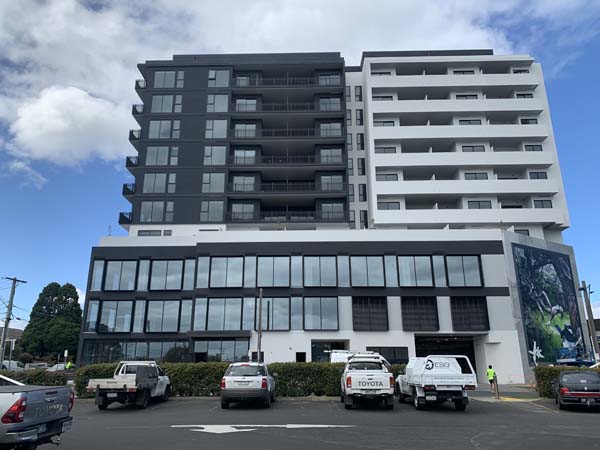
[227,257,244,287]
[243,256,256,287]
[114,301,133,332]
[221,340,235,362]
[273,257,290,287]
[196,257,210,288]
[337,256,350,287]
[304,297,320,330]
[84,300,99,331]
[321,256,337,287]
[234,340,249,362]
[224,298,242,330]
[207,298,226,330]
[257,257,274,287]
[137,260,150,291]
[135,342,148,360]
[194,298,207,331]
[180,300,193,332]
[183,259,195,290]
[291,256,303,288]
[367,256,384,287]
[414,256,433,287]
[162,301,180,332]
[321,297,338,330]
[148,342,162,361]
[432,256,447,287]
[118,261,136,291]
[446,256,465,287]
[463,256,482,287]
[398,256,416,286]
[104,261,122,290]
[150,261,167,290]
[291,297,303,330]
[146,301,164,332]
[90,261,104,291]
[132,300,146,333]
[273,298,290,331]
[164,261,183,290]
[304,256,320,287]
[210,257,227,287]
[242,298,255,330]
[350,256,368,286]
[384,256,398,287]
[208,341,222,361]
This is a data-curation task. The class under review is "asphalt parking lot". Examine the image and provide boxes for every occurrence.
[60,392,600,450]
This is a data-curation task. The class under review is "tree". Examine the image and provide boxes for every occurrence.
[20,283,82,361]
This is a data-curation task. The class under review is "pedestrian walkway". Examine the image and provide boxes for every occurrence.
[471,384,539,402]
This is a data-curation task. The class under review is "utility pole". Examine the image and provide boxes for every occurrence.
[257,288,263,363]
[0,277,27,363]
[580,281,600,358]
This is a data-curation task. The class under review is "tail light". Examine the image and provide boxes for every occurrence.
[2,397,27,424]
[220,378,226,389]
[424,385,436,391]
[68,391,75,412]
[559,387,570,396]
[464,385,476,391]
[346,377,352,388]
[261,378,268,389]
[389,376,395,388]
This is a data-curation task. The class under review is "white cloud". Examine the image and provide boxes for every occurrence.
[3,159,48,189]
[0,0,598,184]
[75,287,85,305]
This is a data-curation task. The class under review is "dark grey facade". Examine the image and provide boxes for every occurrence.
[123,53,348,229]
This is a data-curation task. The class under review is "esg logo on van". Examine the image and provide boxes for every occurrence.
[425,360,450,370]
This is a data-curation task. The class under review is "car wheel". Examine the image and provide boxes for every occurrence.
[385,397,394,410]
[221,399,229,409]
[270,389,276,403]
[137,390,150,409]
[558,398,567,410]
[454,399,467,411]
[340,393,344,403]
[344,395,353,410]
[97,403,108,411]
[162,385,171,401]
[264,392,271,408]
[413,389,423,410]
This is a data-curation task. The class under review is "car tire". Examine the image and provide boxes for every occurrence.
[454,399,467,411]
[271,389,276,403]
[413,389,423,410]
[385,397,394,410]
[137,390,150,409]
[221,400,229,409]
[558,398,567,410]
[340,393,344,403]
[344,395,353,410]
[97,403,108,411]
[264,392,271,408]
[162,385,171,402]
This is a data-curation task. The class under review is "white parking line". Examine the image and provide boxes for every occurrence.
[171,424,355,434]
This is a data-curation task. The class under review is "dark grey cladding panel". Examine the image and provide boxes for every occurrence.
[144,52,344,67]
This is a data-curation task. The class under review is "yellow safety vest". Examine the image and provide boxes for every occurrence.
[487,368,496,381]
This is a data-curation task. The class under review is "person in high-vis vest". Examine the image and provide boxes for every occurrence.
[487,365,496,393]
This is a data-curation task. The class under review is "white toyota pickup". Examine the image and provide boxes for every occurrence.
[340,353,395,410]
[396,355,477,411]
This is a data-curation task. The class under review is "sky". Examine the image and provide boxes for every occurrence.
[0,0,600,328]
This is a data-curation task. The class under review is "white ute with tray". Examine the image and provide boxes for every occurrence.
[396,355,477,411]
[340,352,395,410]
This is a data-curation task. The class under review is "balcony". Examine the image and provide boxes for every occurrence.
[232,102,342,113]
[135,79,147,89]
[229,155,344,166]
[125,156,139,168]
[118,212,132,225]
[122,183,136,196]
[129,129,141,140]
[227,209,348,223]
[233,128,343,139]
[233,76,342,88]
[132,104,144,114]
[229,182,345,194]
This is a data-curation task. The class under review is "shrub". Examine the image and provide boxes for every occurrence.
[74,363,118,398]
[533,365,600,398]
[0,369,67,387]
[161,362,229,396]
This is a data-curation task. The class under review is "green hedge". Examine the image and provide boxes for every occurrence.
[533,365,600,398]
[75,362,406,398]
[0,369,67,387]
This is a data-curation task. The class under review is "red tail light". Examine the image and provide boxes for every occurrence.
[220,378,226,389]
[559,387,570,396]
[261,377,268,389]
[424,385,436,391]
[68,391,75,412]
[2,397,27,424]
[346,376,352,388]
[389,376,395,388]
[464,385,476,391]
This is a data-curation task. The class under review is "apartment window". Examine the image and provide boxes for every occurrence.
[149,120,180,139]
[521,118,538,125]
[529,172,548,180]
[169,147,178,165]
[375,146,396,154]
[372,95,394,101]
[513,68,530,74]
[140,201,166,223]
[207,94,229,113]
[167,174,176,193]
[257,256,290,287]
[345,86,351,102]
[346,109,352,126]
[320,175,343,192]
[176,71,184,88]
[136,260,150,291]
[464,172,488,180]
[346,133,353,150]
[321,203,345,220]
[534,199,553,208]
[98,301,133,333]
[208,69,230,87]
[146,146,178,166]
[515,229,530,236]
[183,259,195,291]
[150,260,183,290]
[319,148,342,164]
[205,119,228,139]
[153,71,183,88]
[319,97,341,111]
[201,172,225,193]
[516,93,534,99]
[359,210,368,229]
[84,300,99,331]
[347,158,354,175]
[366,347,408,365]
[450,296,489,331]
[352,297,388,331]
[468,200,492,209]
[146,300,180,332]
[232,176,255,192]
[524,144,543,152]
[255,297,290,331]
[164,201,174,222]
[456,94,478,100]
[304,297,338,330]
[355,109,364,125]
[234,123,256,138]
[356,185,366,203]
[236,75,251,87]
[401,296,439,331]
[318,73,341,86]
[151,95,181,113]
[453,69,475,75]
[320,122,342,137]
[462,145,485,152]
[210,257,244,288]
[304,256,337,287]
[203,146,227,166]
[357,133,365,150]
[179,299,193,332]
[349,211,356,229]
[90,261,104,291]
[398,256,433,287]
[233,149,256,165]
[348,184,354,202]
[377,202,400,210]
[235,98,257,112]
[104,261,137,291]
[374,120,394,127]
[432,255,447,287]
[200,201,224,222]
[446,256,482,287]
[459,119,482,125]
[131,301,146,332]
[231,203,255,221]
[142,173,166,193]
[376,174,398,181]
[357,158,366,176]
[350,256,384,287]
[355,86,362,102]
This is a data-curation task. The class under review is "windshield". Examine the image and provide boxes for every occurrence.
[562,373,600,384]
[348,361,383,371]
[225,365,265,376]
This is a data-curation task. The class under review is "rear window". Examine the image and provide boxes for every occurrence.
[348,362,383,371]
[456,358,474,374]
[226,365,265,376]
[562,373,600,384]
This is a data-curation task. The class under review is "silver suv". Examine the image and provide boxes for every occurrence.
[220,362,276,409]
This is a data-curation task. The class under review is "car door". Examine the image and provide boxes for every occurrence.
[154,367,167,396]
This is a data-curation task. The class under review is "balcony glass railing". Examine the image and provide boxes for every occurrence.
[232,102,342,113]
[122,183,136,195]
[132,104,144,114]
[227,209,347,222]
[126,156,139,167]
[129,129,141,139]
[233,128,343,138]
[119,212,132,224]
[229,182,346,193]
[229,155,343,166]
[234,76,341,87]
[135,79,146,89]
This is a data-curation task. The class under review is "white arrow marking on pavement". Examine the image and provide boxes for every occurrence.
[171,424,355,434]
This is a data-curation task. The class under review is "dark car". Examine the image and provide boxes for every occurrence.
[554,371,600,410]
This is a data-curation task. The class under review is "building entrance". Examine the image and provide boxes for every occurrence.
[414,335,477,373]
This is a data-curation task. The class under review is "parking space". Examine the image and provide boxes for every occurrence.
[60,396,600,450]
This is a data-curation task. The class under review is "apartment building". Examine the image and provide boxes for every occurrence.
[77,51,590,384]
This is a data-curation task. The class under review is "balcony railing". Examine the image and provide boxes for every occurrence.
[126,156,139,167]
[132,104,144,114]
[229,182,345,193]
[232,102,342,113]
[119,212,132,225]
[227,209,347,223]
[229,155,344,166]
[233,128,343,138]
[135,79,147,89]
[129,129,141,140]
[234,77,342,88]
[122,183,136,196]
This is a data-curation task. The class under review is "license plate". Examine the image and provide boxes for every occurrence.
[236,381,249,385]
[426,395,437,401]
[107,393,118,398]
[37,424,47,434]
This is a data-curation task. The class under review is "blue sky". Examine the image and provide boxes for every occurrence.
[0,0,599,326]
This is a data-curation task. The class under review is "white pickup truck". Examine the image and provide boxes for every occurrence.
[396,355,477,411]
[340,353,395,410]
[86,361,170,410]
